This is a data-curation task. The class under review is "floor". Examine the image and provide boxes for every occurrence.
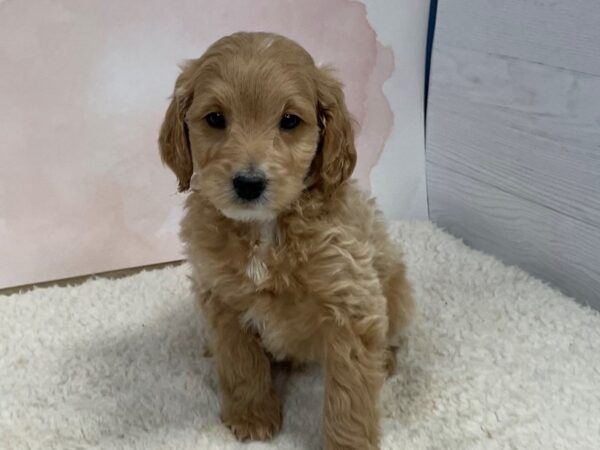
[1,221,599,449]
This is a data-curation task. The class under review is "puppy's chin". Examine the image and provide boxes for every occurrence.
[220,206,276,223]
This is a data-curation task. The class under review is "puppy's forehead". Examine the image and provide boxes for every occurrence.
[196,33,317,103]
[206,32,315,67]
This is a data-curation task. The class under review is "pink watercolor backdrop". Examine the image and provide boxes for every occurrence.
[0,0,403,288]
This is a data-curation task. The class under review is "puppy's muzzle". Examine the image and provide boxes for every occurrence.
[233,170,267,201]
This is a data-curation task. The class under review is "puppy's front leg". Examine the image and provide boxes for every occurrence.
[211,311,281,441]
[323,320,386,450]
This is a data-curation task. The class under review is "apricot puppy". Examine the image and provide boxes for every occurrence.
[159,31,414,450]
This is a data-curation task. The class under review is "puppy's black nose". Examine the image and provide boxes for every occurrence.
[232,172,266,201]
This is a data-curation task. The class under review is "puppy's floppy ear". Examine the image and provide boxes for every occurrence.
[158,62,196,192]
[309,66,357,193]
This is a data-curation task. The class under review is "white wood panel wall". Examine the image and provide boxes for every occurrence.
[426,0,600,308]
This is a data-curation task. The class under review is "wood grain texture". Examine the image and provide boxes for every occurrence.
[428,164,600,309]
[427,46,600,226]
[435,0,600,76]
[427,0,600,307]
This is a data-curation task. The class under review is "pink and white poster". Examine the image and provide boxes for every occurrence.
[0,0,428,288]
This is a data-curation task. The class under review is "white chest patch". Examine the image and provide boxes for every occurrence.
[246,255,268,285]
[246,220,276,285]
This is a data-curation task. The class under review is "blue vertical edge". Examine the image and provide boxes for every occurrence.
[424,0,438,121]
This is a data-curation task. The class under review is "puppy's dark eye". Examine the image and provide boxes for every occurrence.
[205,112,226,129]
[280,113,301,130]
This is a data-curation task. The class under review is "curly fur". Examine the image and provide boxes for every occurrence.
[158,32,414,450]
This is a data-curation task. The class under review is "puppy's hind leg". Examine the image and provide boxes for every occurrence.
[384,262,414,348]
[383,346,397,378]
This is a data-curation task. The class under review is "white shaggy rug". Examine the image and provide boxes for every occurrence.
[2,222,600,450]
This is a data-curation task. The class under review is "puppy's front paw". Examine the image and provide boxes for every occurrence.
[223,396,282,441]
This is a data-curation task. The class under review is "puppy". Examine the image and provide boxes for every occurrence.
[159,32,414,450]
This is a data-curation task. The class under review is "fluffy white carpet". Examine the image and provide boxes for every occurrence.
[2,222,599,449]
